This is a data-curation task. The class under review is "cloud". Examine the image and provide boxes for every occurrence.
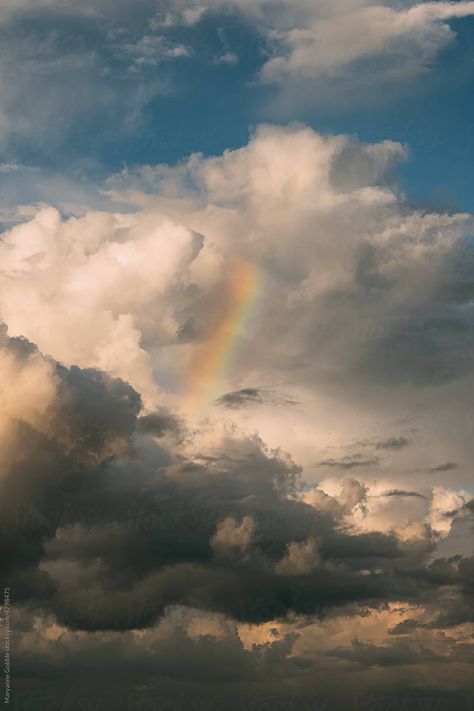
[2,122,473,486]
[382,489,427,500]
[1,119,474,705]
[1,2,474,705]
[429,461,459,473]
[106,123,472,401]
[217,387,266,407]
[328,638,440,668]
[258,2,474,88]
[123,34,191,69]
[12,603,474,709]
[275,536,319,575]
[388,617,421,635]
[1,323,471,642]
[211,515,256,559]
[318,455,381,470]
[429,486,473,535]
[149,4,208,30]
[214,50,239,66]
[217,387,298,409]
[1,1,474,155]
[375,436,410,451]
[0,1,187,153]
[137,409,182,438]
[0,205,203,405]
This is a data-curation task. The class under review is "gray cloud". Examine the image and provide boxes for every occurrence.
[0,324,470,639]
[375,437,410,451]
[217,387,265,408]
[137,409,183,438]
[381,490,427,500]
[328,639,440,668]
[429,462,459,473]
[217,387,299,409]
[12,604,472,710]
[388,618,421,635]
[318,455,380,470]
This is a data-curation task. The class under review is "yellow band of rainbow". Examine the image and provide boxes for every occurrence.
[185,260,263,408]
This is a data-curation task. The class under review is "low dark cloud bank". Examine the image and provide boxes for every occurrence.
[0,325,472,708]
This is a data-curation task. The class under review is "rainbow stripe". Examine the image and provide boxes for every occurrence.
[185,260,264,409]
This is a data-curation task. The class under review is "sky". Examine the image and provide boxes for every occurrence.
[1,2,474,710]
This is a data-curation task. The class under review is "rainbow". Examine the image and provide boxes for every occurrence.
[184,260,264,409]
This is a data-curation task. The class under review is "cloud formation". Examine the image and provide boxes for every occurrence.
[0,322,471,639]
[258,2,474,87]
[1,113,473,706]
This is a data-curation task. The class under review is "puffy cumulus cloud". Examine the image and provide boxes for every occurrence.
[305,477,474,551]
[304,478,368,523]
[0,125,384,402]
[11,123,472,403]
[113,124,470,381]
[0,205,202,405]
[429,486,473,536]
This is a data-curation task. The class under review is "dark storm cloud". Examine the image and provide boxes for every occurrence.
[418,554,474,628]
[360,308,474,386]
[388,618,421,635]
[137,409,182,438]
[328,639,440,668]
[0,0,193,161]
[14,607,472,711]
[0,325,472,636]
[0,325,141,605]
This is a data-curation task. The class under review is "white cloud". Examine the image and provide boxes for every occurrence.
[123,34,191,69]
[0,206,201,406]
[259,2,474,85]
[429,486,472,536]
